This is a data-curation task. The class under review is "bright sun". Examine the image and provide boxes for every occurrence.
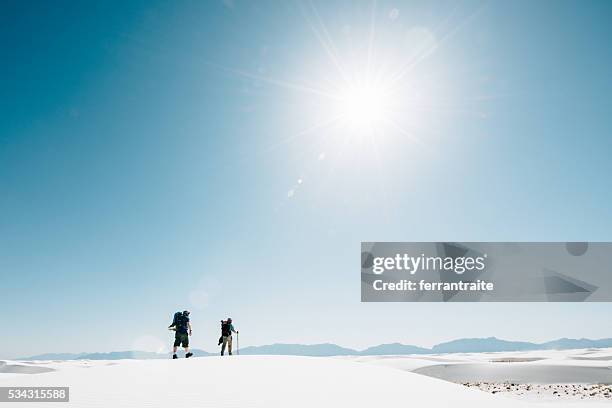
[222,3,445,147]
[336,83,392,130]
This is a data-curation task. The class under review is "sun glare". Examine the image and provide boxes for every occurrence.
[221,2,457,155]
[336,83,391,129]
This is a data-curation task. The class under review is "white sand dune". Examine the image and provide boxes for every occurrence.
[572,356,612,361]
[2,349,611,407]
[413,363,612,384]
[342,348,612,404]
[0,361,55,374]
[345,348,612,381]
[0,356,537,408]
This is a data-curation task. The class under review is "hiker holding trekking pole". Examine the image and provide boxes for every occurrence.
[219,317,238,356]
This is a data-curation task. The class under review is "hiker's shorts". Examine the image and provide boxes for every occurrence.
[174,332,189,347]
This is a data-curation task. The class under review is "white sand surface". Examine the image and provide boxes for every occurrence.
[2,349,611,407]
[0,355,536,408]
[342,348,612,404]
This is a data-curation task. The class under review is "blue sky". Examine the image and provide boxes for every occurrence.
[1,0,611,359]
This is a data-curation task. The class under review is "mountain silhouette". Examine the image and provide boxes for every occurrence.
[240,343,356,356]
[18,337,612,360]
[360,343,430,355]
[431,337,539,353]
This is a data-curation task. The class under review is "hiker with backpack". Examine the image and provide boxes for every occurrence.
[219,317,238,356]
[169,310,193,359]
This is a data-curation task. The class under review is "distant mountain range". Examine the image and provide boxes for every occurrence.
[18,337,612,360]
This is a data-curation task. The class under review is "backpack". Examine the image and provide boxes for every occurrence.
[221,321,231,336]
[171,311,189,332]
[171,311,183,328]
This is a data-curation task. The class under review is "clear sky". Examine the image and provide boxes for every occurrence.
[1,0,612,359]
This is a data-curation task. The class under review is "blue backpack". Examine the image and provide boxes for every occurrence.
[171,312,187,331]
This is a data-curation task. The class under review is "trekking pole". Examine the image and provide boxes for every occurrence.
[237,332,239,355]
